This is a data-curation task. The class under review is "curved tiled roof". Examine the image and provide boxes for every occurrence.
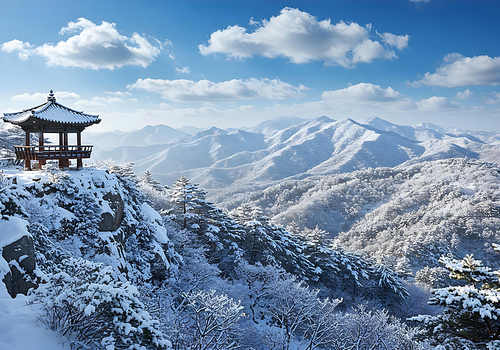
[2,92,100,126]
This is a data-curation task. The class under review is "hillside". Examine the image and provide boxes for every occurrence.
[0,164,425,349]
[214,158,500,270]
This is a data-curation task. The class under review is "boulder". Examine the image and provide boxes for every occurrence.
[2,235,37,298]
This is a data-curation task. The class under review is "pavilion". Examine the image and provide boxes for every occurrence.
[2,90,101,170]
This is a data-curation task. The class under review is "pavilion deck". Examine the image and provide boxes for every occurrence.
[14,145,93,161]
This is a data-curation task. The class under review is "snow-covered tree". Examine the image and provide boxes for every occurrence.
[170,176,207,229]
[181,290,244,350]
[415,266,451,289]
[410,252,500,347]
[373,264,410,307]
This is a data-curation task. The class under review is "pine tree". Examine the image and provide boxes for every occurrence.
[170,176,206,229]
[141,170,165,192]
[410,250,500,347]
[373,264,409,307]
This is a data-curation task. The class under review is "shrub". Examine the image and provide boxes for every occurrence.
[33,258,170,350]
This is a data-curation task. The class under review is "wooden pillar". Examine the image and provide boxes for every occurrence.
[24,130,31,170]
[76,130,82,169]
[59,129,70,168]
[38,127,46,167]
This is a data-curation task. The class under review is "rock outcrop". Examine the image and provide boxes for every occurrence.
[2,235,37,298]
[98,192,124,232]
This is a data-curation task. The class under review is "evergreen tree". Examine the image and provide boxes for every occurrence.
[373,264,409,307]
[142,170,165,192]
[410,249,500,347]
[170,176,206,229]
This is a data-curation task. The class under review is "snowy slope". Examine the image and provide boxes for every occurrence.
[93,116,496,194]
[244,115,307,136]
[0,165,172,350]
[214,158,500,269]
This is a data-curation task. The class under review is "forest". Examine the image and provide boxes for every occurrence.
[1,161,499,349]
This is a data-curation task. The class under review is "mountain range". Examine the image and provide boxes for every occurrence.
[87,116,500,200]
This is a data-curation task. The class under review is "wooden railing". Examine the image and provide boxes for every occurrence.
[14,145,93,160]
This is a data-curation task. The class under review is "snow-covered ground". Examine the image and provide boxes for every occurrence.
[0,289,68,350]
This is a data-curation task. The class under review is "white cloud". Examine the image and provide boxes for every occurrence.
[322,83,407,103]
[1,39,34,60]
[409,0,430,3]
[2,18,162,69]
[456,89,474,99]
[411,54,500,87]
[175,66,191,74]
[199,7,409,67]
[486,92,500,105]
[91,96,124,104]
[11,91,80,102]
[416,96,461,111]
[128,77,309,101]
[90,82,498,133]
[104,91,131,96]
[74,95,126,109]
[377,32,410,50]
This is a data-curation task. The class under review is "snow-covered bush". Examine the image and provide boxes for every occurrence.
[180,290,244,350]
[0,170,14,189]
[33,258,170,350]
[415,266,451,289]
[0,184,27,219]
[338,306,426,350]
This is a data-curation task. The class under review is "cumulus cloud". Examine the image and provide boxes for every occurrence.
[199,7,409,67]
[128,77,309,101]
[377,32,410,50]
[456,89,474,99]
[175,66,191,74]
[2,18,161,69]
[322,83,407,103]
[416,96,461,111]
[411,54,500,87]
[11,91,80,102]
[409,0,430,3]
[1,39,34,60]
[320,83,467,114]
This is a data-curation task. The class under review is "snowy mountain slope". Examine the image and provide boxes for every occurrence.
[88,117,500,195]
[244,115,307,136]
[0,165,173,349]
[214,158,500,269]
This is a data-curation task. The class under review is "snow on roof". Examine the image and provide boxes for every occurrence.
[2,91,100,126]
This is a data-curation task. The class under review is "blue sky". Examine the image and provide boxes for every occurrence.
[1,0,500,132]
